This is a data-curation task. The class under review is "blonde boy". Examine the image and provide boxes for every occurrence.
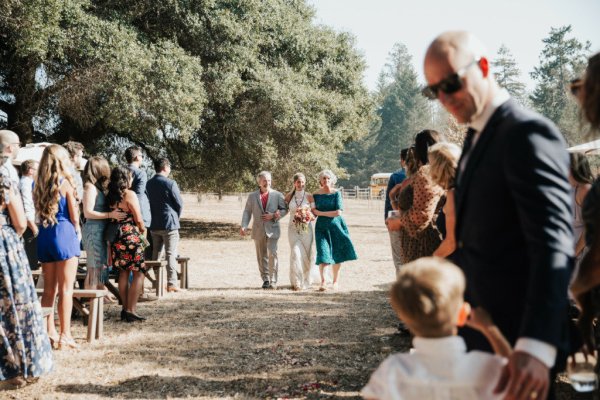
[362,257,511,400]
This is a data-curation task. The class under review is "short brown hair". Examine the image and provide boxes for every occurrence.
[390,257,465,337]
[428,142,461,189]
[62,141,84,159]
[83,156,111,191]
[20,159,38,176]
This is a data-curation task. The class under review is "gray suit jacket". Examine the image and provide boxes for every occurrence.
[241,189,287,240]
[129,164,151,227]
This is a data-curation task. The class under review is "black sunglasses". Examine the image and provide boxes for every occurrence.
[422,59,481,100]
[569,78,583,97]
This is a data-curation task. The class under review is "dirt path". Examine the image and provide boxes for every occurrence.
[8,194,577,399]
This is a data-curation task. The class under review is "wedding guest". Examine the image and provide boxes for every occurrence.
[384,148,408,276]
[284,173,315,290]
[569,52,600,350]
[107,166,148,321]
[82,156,125,289]
[0,147,53,388]
[241,171,287,289]
[424,31,573,399]
[361,257,510,399]
[396,130,445,264]
[568,153,592,271]
[0,130,21,185]
[35,144,81,349]
[312,169,357,291]
[146,158,183,292]
[125,146,152,257]
[428,142,461,258]
[19,159,39,269]
[62,141,84,200]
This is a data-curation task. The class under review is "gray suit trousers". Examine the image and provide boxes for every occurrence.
[255,235,279,284]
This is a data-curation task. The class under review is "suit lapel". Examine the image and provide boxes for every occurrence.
[455,101,511,228]
[264,189,274,212]
[255,190,265,213]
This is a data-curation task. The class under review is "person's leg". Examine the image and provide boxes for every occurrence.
[40,262,58,340]
[55,257,78,339]
[127,271,145,314]
[319,263,328,290]
[332,263,341,289]
[118,270,129,312]
[388,230,402,277]
[151,230,164,261]
[164,230,180,288]
[267,237,279,287]
[254,236,269,286]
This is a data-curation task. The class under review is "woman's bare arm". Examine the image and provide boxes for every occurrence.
[126,190,145,233]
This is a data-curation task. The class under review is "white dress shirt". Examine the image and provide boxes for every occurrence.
[19,175,35,222]
[361,336,506,400]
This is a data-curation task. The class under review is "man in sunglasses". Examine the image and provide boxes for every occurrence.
[423,31,573,400]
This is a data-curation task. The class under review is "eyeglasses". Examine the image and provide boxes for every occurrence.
[422,59,481,100]
[569,78,583,97]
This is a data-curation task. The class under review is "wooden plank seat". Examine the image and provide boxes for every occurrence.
[36,288,107,343]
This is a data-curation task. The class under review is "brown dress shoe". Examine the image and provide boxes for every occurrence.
[166,285,181,293]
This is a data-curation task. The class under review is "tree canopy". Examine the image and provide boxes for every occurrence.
[0,0,371,191]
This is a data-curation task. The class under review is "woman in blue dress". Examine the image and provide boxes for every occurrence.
[311,169,357,291]
[0,143,53,388]
[34,144,81,350]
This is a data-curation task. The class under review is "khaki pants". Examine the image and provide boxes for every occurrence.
[388,230,402,277]
[254,235,279,284]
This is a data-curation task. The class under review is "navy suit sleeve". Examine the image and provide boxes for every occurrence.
[504,120,573,348]
[130,168,143,196]
[170,181,183,217]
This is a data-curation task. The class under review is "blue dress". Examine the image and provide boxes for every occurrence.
[0,185,53,380]
[37,192,81,263]
[314,191,357,265]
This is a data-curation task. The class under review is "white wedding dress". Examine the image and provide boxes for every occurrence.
[288,191,318,289]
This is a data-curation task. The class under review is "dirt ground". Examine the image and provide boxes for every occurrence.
[6,194,582,399]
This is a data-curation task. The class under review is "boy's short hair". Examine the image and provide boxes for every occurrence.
[62,141,84,159]
[390,257,465,337]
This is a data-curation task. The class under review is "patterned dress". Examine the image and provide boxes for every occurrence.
[314,191,357,265]
[111,209,147,272]
[0,182,53,381]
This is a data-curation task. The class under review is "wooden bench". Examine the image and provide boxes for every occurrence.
[36,288,107,343]
[176,257,190,289]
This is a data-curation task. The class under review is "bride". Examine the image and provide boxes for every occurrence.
[285,173,316,290]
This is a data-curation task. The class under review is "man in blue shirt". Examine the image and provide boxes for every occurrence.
[147,158,184,292]
[385,148,408,276]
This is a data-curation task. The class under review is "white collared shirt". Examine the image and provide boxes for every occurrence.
[361,336,506,400]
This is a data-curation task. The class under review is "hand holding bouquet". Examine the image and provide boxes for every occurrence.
[293,205,315,233]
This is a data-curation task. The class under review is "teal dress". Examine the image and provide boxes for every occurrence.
[314,191,357,264]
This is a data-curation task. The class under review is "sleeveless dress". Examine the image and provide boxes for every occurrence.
[83,186,109,286]
[314,191,357,265]
[0,181,53,381]
[111,208,147,272]
[37,188,81,263]
[288,190,316,289]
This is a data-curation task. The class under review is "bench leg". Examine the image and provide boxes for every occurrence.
[87,298,98,343]
[154,266,164,297]
[180,261,188,289]
[96,298,104,340]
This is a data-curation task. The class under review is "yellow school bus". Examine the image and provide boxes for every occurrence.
[370,173,392,199]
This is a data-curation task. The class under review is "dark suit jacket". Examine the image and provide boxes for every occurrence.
[454,99,573,357]
[146,174,183,231]
[128,164,151,227]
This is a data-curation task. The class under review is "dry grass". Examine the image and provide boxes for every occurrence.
[8,194,578,399]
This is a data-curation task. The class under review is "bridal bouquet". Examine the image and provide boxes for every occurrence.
[293,205,314,233]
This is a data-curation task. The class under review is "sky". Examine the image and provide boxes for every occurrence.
[306,0,600,91]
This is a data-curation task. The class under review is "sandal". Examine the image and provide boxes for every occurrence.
[48,334,60,350]
[58,335,79,350]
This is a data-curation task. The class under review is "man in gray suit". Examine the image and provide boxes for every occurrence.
[240,171,287,289]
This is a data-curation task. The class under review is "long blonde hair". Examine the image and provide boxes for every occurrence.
[34,144,77,227]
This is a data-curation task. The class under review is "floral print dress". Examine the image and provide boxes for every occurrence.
[111,209,147,272]
[0,182,53,381]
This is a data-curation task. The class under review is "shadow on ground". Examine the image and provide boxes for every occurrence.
[179,218,243,240]
[57,289,407,399]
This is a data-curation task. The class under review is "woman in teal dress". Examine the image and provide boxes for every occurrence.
[311,169,357,291]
